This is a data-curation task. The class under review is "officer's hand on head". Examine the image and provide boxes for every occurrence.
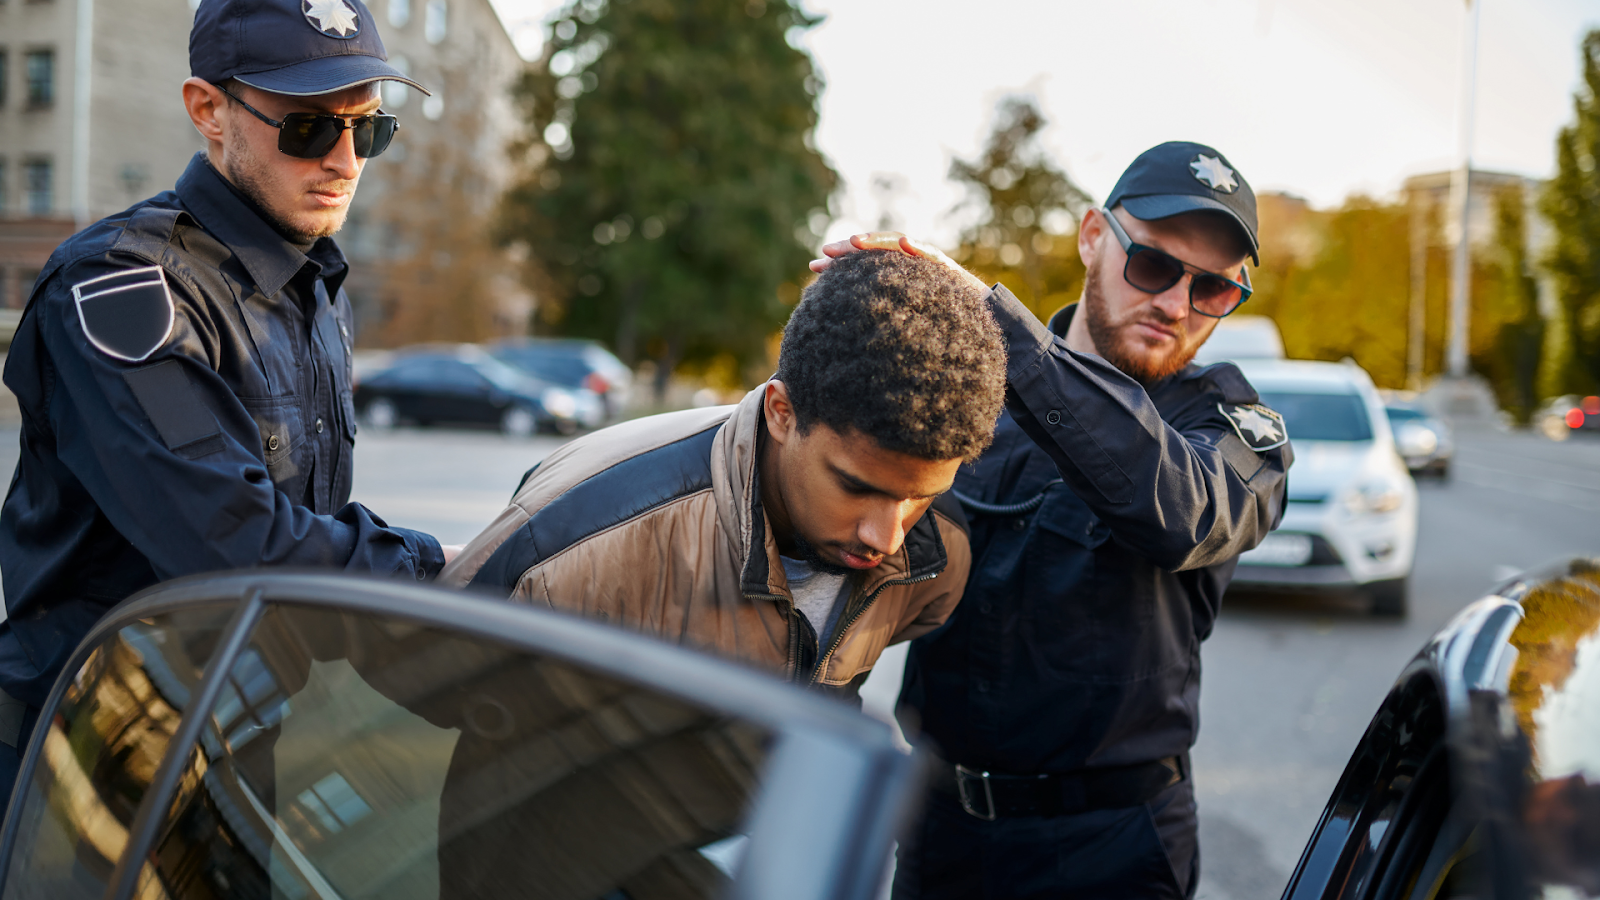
[809,232,989,292]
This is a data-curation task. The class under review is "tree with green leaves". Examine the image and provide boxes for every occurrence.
[498,0,838,398]
[1476,184,1544,423]
[1540,28,1600,396]
[946,96,1093,322]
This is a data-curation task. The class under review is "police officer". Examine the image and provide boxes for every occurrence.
[816,142,1292,898]
[0,0,456,805]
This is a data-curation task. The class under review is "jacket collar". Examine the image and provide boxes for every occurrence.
[713,386,950,602]
[175,153,348,300]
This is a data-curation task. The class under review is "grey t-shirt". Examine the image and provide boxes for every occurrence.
[780,555,852,644]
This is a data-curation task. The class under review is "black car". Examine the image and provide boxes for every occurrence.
[355,346,580,436]
[0,572,921,900]
[490,338,633,427]
[1283,556,1600,899]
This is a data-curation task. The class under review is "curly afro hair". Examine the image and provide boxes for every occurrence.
[776,251,1006,462]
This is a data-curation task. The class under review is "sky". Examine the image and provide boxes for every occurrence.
[488,0,1600,245]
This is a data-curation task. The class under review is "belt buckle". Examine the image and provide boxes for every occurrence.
[954,764,996,821]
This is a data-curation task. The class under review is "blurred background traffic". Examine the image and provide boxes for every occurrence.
[2,1,1599,898]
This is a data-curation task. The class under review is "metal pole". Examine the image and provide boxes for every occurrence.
[71,0,94,229]
[1445,0,1481,378]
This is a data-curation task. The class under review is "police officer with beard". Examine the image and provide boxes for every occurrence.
[0,0,458,807]
[816,142,1292,898]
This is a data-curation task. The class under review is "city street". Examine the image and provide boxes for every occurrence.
[348,421,1600,900]
[0,420,1593,898]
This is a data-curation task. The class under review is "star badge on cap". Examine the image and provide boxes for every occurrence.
[1219,402,1288,452]
[1190,154,1238,194]
[304,0,360,38]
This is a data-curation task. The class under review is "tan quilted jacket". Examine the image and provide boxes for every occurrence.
[438,387,972,687]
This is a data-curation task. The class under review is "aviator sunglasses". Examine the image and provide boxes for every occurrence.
[216,85,399,160]
[1099,208,1252,318]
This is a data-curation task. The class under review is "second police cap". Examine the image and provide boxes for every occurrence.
[1104,141,1259,265]
[190,0,431,97]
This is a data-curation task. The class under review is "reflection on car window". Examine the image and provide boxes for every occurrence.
[1257,391,1373,442]
[143,604,772,900]
[1,605,236,900]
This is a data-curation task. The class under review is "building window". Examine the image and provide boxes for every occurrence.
[388,0,410,28]
[0,49,9,109]
[382,55,410,108]
[0,157,7,212]
[24,158,51,215]
[25,49,53,108]
[424,0,446,44]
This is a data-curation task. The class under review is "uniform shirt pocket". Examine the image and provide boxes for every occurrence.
[1034,489,1111,550]
[239,395,307,488]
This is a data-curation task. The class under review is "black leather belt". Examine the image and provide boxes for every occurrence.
[930,755,1185,820]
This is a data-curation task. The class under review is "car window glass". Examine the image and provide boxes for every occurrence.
[1385,408,1425,422]
[495,350,590,386]
[1257,391,1373,442]
[433,360,490,391]
[140,604,773,900]
[0,605,237,900]
[380,359,438,387]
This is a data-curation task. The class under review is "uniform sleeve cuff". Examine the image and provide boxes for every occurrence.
[397,528,447,581]
[985,283,1057,381]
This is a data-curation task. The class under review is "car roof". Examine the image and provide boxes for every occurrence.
[1233,358,1373,394]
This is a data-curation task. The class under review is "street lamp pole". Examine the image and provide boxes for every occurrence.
[1445,0,1482,378]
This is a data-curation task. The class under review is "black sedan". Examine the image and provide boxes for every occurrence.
[354,346,580,436]
[1283,556,1600,899]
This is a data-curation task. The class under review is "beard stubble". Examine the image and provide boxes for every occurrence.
[224,121,353,245]
[1082,253,1202,386]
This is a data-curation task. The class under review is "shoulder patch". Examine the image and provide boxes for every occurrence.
[71,266,174,362]
[1219,402,1288,452]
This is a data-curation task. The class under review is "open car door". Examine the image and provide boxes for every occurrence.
[0,572,922,900]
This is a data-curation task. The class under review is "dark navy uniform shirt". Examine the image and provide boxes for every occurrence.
[901,286,1291,774]
[0,153,444,707]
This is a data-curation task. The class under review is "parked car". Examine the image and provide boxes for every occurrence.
[1190,314,1286,365]
[1384,401,1455,479]
[1283,556,1600,900]
[491,338,633,428]
[1230,358,1419,616]
[0,572,921,900]
[355,345,580,436]
[1537,394,1600,442]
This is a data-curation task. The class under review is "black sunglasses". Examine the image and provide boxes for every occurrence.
[217,84,399,160]
[1099,208,1252,318]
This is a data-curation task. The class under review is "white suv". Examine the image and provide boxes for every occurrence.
[1230,358,1419,616]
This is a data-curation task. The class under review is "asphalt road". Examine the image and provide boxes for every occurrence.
[0,419,1594,898]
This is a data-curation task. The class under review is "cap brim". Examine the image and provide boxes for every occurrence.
[235,54,431,97]
[1121,194,1259,265]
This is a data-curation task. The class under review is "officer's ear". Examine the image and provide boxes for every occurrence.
[1078,207,1108,268]
[182,77,229,149]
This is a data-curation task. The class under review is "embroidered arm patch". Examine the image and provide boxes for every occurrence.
[123,360,224,459]
[1219,402,1288,452]
[72,266,175,362]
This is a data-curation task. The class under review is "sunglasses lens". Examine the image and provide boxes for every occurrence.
[357,116,398,158]
[1124,248,1185,294]
[1190,275,1244,317]
[280,114,342,159]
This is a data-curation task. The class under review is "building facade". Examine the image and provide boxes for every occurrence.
[0,0,527,344]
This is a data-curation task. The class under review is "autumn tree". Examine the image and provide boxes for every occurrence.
[946,96,1093,322]
[499,0,838,397]
[1540,28,1600,396]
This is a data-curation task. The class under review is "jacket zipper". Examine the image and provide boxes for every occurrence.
[744,592,801,675]
[808,571,939,685]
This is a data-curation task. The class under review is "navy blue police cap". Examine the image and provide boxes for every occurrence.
[190,0,430,97]
[1104,141,1258,265]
